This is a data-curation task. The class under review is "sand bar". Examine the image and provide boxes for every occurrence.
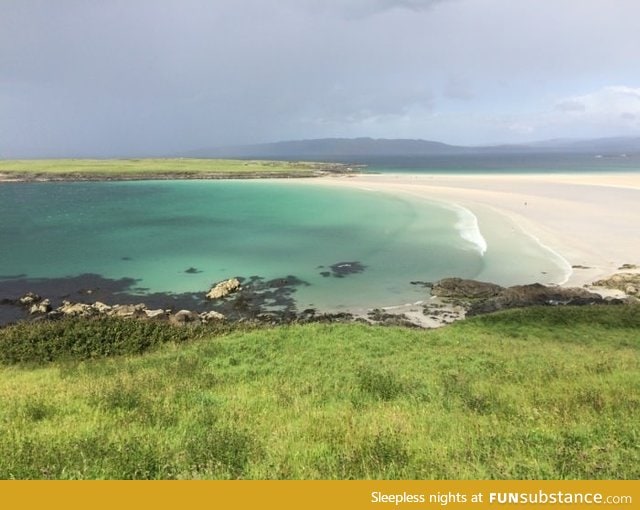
[309,172,640,288]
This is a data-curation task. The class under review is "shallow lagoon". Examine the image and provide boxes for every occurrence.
[0,179,567,311]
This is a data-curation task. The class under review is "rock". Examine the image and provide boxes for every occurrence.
[92,301,112,314]
[58,301,93,317]
[206,278,241,300]
[431,278,504,299]
[367,309,419,328]
[592,273,640,294]
[326,261,366,278]
[308,312,355,324]
[430,278,609,317]
[46,310,64,320]
[144,309,167,319]
[29,298,51,315]
[467,283,604,316]
[199,310,225,323]
[169,309,200,326]
[19,292,41,306]
[110,303,146,318]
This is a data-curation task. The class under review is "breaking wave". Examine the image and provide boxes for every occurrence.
[451,204,488,255]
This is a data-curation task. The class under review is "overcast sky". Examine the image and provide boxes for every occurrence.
[2,0,640,157]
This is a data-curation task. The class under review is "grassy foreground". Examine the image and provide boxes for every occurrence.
[0,306,638,479]
[0,158,341,179]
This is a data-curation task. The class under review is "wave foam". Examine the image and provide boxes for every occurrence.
[451,204,488,255]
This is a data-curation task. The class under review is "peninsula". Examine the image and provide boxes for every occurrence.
[0,158,355,181]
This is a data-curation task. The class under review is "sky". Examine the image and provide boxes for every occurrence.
[2,0,640,157]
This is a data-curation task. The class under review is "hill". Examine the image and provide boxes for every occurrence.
[185,137,465,159]
[526,136,640,153]
[184,136,640,160]
[1,305,638,479]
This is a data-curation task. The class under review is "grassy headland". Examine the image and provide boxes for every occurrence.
[0,158,353,181]
[0,305,638,479]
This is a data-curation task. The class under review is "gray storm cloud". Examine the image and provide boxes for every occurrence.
[1,0,639,157]
[305,0,457,18]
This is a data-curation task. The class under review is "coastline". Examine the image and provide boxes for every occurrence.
[302,171,640,289]
[0,170,337,182]
[2,169,639,328]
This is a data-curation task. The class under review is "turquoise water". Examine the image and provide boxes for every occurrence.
[0,179,567,311]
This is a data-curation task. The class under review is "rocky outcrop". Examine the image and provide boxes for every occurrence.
[466,283,606,316]
[59,301,94,317]
[12,291,228,325]
[431,278,504,299]
[429,278,615,317]
[206,278,241,300]
[4,273,310,327]
[592,273,640,296]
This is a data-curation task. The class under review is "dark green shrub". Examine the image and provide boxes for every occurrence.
[0,317,206,364]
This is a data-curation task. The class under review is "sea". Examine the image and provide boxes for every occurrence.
[1,152,638,322]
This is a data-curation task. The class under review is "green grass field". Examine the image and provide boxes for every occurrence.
[0,306,638,479]
[0,158,338,178]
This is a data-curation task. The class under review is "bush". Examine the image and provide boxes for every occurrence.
[0,317,208,364]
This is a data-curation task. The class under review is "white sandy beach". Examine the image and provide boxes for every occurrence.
[310,172,640,289]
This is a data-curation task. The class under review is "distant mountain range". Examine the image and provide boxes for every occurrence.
[181,136,640,160]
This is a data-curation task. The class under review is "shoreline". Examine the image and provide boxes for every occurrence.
[2,169,639,328]
[301,171,640,289]
[0,170,342,182]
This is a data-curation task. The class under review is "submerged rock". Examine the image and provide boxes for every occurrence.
[325,261,366,278]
